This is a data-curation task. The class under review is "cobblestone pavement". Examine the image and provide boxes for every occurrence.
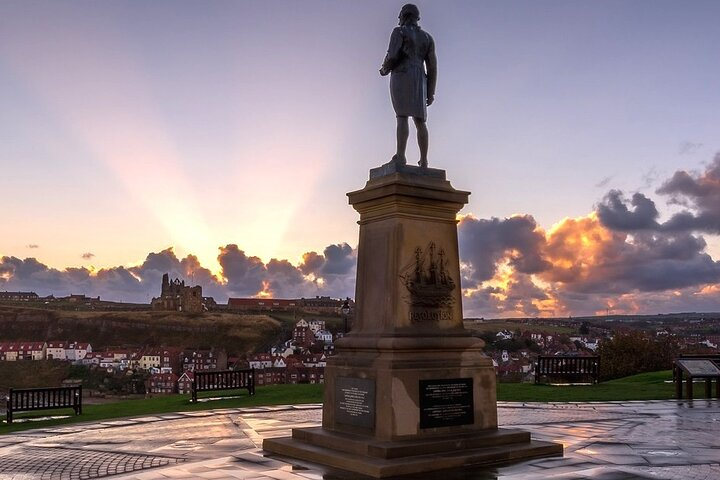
[1,400,718,479]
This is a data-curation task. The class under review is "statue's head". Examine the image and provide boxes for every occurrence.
[398,4,420,25]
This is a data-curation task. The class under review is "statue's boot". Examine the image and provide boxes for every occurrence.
[392,154,407,165]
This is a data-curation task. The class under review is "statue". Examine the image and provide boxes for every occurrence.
[380,4,437,168]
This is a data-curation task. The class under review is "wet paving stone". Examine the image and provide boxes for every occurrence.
[0,446,183,479]
[2,400,719,479]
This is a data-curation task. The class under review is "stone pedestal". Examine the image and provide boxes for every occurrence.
[263,163,562,477]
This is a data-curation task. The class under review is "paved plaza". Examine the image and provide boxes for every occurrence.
[1,399,718,479]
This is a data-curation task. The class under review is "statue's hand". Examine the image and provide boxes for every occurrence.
[427,95,434,106]
[379,67,390,76]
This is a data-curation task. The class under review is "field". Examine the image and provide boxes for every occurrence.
[1,371,678,435]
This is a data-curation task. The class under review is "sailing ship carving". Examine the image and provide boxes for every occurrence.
[400,241,456,308]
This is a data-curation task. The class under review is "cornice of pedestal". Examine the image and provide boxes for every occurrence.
[348,168,470,221]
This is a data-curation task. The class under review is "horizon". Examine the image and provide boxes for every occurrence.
[2,1,719,317]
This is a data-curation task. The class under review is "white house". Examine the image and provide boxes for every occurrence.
[308,319,326,334]
[496,330,513,341]
[248,353,273,369]
[46,341,67,360]
[82,352,103,366]
[583,338,600,351]
[65,342,92,361]
[26,342,47,360]
[315,329,333,344]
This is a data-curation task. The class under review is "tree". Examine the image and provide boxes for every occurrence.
[598,331,679,380]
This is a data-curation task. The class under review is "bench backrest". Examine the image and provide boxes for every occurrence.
[535,356,600,384]
[191,369,255,402]
[6,385,82,424]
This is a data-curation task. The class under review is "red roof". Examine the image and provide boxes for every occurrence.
[0,341,45,351]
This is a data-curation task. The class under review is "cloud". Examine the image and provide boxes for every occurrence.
[656,154,720,234]
[595,175,614,188]
[81,252,95,260]
[297,243,357,297]
[678,141,702,155]
[458,215,550,284]
[597,190,661,231]
[0,243,358,304]
[543,216,720,294]
[26,244,39,249]
[457,154,720,317]
[321,243,355,275]
[2,157,719,318]
[300,243,355,277]
[217,244,268,297]
[640,166,660,190]
[299,251,324,276]
[597,155,720,235]
[265,258,314,298]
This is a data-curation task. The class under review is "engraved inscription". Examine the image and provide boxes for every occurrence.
[420,378,474,429]
[409,310,453,323]
[340,387,371,416]
[335,377,375,429]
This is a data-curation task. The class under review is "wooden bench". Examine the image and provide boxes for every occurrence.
[6,385,82,424]
[673,357,720,400]
[535,356,600,385]
[191,369,255,403]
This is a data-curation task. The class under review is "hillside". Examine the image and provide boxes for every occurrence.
[0,305,282,354]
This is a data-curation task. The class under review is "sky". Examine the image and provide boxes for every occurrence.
[1,1,720,317]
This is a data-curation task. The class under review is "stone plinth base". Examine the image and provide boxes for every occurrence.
[263,426,563,478]
[321,335,499,439]
[262,168,563,477]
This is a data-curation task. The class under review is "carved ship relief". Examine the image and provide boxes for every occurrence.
[400,241,456,308]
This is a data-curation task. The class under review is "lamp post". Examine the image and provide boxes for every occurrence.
[341,298,351,334]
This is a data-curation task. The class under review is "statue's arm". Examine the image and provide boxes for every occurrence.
[380,27,403,76]
[425,36,437,104]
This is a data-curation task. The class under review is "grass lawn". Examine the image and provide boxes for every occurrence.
[1,371,677,435]
[497,370,675,402]
[1,383,323,434]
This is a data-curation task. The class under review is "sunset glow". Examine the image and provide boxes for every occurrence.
[1,1,719,315]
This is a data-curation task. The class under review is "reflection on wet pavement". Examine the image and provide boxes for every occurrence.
[0,400,718,479]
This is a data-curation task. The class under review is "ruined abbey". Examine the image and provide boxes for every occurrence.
[151,273,203,313]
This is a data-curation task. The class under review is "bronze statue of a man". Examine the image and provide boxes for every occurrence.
[380,4,437,168]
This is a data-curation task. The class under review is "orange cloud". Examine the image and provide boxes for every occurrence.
[541,213,625,285]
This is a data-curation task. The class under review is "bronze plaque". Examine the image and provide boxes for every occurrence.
[677,359,720,376]
[420,378,474,429]
[335,377,375,429]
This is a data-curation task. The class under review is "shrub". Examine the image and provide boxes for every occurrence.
[598,331,679,380]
